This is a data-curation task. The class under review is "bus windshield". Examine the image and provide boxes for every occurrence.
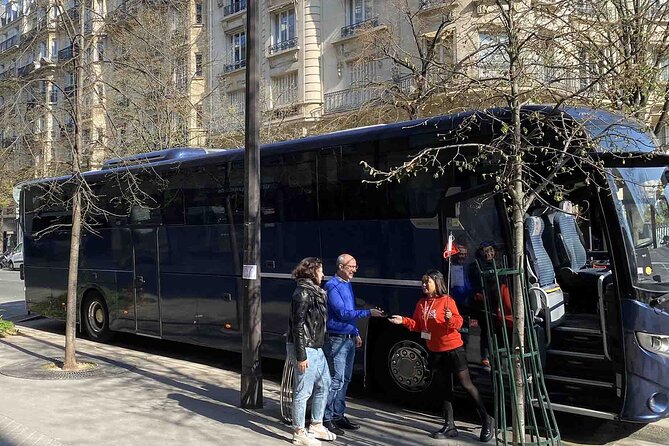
[609,166,669,288]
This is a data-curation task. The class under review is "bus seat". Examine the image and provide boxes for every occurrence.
[553,201,606,313]
[524,216,566,333]
[553,201,587,270]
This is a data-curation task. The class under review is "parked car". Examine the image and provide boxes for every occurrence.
[0,249,10,269]
[7,243,22,271]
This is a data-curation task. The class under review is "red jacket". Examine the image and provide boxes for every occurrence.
[402,295,464,352]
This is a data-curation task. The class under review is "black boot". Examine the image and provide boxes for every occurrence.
[430,420,458,439]
[431,401,458,439]
[479,415,494,442]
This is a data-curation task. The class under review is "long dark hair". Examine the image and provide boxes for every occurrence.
[292,257,323,285]
[422,269,448,296]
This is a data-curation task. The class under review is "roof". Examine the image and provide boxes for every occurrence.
[21,106,658,188]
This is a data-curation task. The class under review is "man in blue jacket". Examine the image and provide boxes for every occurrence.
[323,253,383,435]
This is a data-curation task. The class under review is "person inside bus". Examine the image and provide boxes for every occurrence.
[323,254,384,436]
[471,241,499,371]
[448,243,474,347]
[388,270,494,442]
[286,257,337,446]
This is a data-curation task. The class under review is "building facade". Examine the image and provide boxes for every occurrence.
[207,0,669,146]
[0,0,206,178]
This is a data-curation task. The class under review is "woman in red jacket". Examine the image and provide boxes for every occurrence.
[389,270,494,442]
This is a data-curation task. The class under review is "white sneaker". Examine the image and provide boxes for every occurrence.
[308,423,337,441]
[293,431,321,446]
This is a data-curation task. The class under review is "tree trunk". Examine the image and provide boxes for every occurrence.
[63,0,86,371]
[63,187,81,370]
[511,192,526,443]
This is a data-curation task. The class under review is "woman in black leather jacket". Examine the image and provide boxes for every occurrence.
[287,257,336,445]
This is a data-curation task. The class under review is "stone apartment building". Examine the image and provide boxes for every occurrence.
[207,0,669,145]
[0,0,206,177]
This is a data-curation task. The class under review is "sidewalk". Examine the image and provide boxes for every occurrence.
[0,326,487,446]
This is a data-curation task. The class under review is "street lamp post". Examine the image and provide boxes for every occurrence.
[241,0,263,408]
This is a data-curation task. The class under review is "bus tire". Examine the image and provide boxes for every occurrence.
[371,327,439,408]
[81,292,113,342]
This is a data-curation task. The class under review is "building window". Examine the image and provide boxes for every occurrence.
[195,53,203,76]
[272,9,296,47]
[661,58,669,82]
[349,0,374,25]
[226,31,246,72]
[97,40,105,61]
[478,32,509,79]
[50,84,58,103]
[349,59,378,87]
[223,0,246,17]
[226,89,245,115]
[195,104,203,127]
[195,0,203,24]
[271,72,298,108]
[175,57,187,87]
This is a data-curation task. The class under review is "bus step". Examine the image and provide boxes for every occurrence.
[531,400,618,420]
[545,382,620,413]
[545,350,615,382]
[551,327,604,355]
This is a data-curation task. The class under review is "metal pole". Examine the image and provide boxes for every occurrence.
[241,0,263,408]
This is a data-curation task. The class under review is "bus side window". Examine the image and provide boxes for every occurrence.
[261,152,317,222]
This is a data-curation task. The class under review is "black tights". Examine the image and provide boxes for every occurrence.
[442,369,488,423]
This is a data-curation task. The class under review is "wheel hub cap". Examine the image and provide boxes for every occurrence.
[388,340,431,392]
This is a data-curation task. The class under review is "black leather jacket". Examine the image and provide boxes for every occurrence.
[287,278,328,361]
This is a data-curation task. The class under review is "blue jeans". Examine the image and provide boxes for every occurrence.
[323,335,355,421]
[287,343,331,430]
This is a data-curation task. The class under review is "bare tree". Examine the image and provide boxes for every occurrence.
[0,0,207,370]
[356,0,665,442]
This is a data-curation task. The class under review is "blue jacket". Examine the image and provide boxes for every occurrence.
[325,276,371,336]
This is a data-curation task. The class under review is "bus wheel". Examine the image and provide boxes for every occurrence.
[82,293,112,342]
[372,329,436,407]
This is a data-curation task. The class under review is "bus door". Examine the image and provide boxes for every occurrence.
[439,184,507,384]
[132,228,161,336]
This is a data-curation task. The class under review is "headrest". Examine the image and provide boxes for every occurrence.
[525,216,543,238]
[559,201,574,214]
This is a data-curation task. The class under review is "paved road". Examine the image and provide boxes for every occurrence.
[0,269,26,322]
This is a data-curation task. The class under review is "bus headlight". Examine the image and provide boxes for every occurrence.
[636,332,669,358]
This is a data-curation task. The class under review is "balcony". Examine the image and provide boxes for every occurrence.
[420,0,454,8]
[64,85,76,97]
[268,38,297,55]
[17,62,34,77]
[223,0,246,16]
[0,36,19,53]
[58,45,75,62]
[341,17,379,38]
[324,87,382,114]
[224,59,246,73]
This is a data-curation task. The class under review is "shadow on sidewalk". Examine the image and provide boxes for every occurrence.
[169,392,289,442]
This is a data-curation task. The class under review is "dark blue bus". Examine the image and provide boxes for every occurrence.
[18,107,669,422]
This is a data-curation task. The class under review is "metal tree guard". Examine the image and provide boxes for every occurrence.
[478,261,561,445]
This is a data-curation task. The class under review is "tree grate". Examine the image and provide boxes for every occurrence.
[0,357,133,380]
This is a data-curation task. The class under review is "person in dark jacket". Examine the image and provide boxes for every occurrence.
[287,257,336,446]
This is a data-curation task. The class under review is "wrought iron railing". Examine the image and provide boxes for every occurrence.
[0,36,19,53]
[17,63,34,77]
[324,86,382,114]
[341,17,379,38]
[268,38,297,55]
[224,59,246,73]
[58,45,74,61]
[223,0,246,16]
